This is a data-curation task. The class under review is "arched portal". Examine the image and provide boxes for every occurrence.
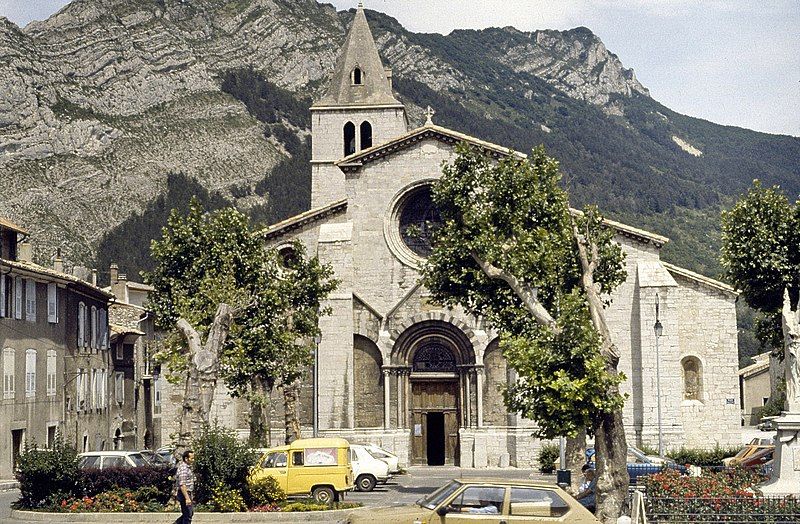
[391,320,476,466]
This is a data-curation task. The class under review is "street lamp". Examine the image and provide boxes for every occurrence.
[654,293,664,457]
[313,333,321,438]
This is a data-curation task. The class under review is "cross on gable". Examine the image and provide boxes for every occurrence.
[424,106,436,125]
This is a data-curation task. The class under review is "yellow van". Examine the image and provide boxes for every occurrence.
[249,437,354,503]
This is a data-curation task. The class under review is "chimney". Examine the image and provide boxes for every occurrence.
[385,67,393,88]
[18,242,33,262]
[53,248,64,273]
[110,263,119,285]
[91,269,97,287]
[112,272,128,303]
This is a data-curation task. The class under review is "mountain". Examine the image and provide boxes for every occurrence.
[1,0,798,282]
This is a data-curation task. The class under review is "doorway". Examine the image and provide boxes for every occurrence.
[426,412,445,465]
[11,429,24,471]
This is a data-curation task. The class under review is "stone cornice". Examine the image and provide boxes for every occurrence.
[256,200,348,241]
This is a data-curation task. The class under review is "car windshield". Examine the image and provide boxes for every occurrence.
[417,480,461,510]
[367,449,389,460]
[128,453,147,467]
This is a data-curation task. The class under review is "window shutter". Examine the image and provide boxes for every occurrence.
[47,283,57,323]
[100,309,108,350]
[90,306,97,351]
[25,279,36,321]
[14,277,22,319]
[47,350,56,396]
[0,275,6,318]
[77,303,85,348]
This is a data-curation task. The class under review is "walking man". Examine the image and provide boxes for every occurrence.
[174,450,196,524]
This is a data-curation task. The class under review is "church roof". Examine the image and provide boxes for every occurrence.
[256,199,348,240]
[336,122,526,170]
[662,262,737,296]
[313,6,402,108]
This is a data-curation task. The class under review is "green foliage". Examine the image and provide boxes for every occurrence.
[665,446,743,467]
[191,423,256,504]
[246,476,286,507]
[422,144,626,438]
[721,181,800,312]
[280,499,360,511]
[538,443,559,473]
[209,482,247,512]
[15,435,81,509]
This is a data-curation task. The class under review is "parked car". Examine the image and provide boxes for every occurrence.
[360,444,401,474]
[586,446,686,484]
[249,437,354,503]
[155,446,178,466]
[139,449,172,467]
[350,444,391,492]
[722,437,774,467]
[345,478,598,523]
[78,451,148,470]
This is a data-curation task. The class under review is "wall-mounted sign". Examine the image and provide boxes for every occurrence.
[414,424,422,436]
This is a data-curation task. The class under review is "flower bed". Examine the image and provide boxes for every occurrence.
[644,469,800,522]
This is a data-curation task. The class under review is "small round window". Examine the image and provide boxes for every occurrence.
[398,185,442,258]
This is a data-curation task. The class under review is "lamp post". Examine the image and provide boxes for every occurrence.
[654,293,664,457]
[312,333,321,438]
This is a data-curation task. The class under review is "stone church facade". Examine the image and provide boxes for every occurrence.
[161,6,741,468]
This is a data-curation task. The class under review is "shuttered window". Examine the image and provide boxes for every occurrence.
[47,283,58,323]
[25,280,36,321]
[99,309,108,350]
[76,368,85,410]
[3,348,15,399]
[25,349,36,398]
[77,302,86,349]
[115,372,124,405]
[14,277,22,319]
[0,275,6,318]
[90,306,97,351]
[46,350,56,396]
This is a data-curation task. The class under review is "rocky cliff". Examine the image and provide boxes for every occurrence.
[0,0,797,275]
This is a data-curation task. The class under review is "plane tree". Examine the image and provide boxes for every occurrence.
[145,200,336,445]
[422,144,628,521]
[721,180,800,411]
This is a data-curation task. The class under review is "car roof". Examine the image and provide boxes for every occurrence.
[453,478,567,490]
[79,451,142,456]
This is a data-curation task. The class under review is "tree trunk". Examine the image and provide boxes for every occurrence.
[572,218,629,522]
[174,303,235,445]
[249,376,270,447]
[594,407,630,522]
[283,380,302,444]
[566,429,587,493]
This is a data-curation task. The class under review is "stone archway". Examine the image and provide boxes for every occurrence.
[390,319,477,466]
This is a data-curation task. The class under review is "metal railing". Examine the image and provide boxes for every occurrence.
[646,496,800,523]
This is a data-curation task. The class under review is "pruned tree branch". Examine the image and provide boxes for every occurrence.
[571,217,620,365]
[471,251,560,333]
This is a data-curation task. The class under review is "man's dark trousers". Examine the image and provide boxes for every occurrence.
[174,491,193,524]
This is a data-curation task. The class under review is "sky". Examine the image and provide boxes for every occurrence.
[1,0,797,137]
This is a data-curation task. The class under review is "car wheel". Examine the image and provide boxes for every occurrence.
[312,486,335,504]
[356,474,376,492]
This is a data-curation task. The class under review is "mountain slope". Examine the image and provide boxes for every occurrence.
[0,0,797,280]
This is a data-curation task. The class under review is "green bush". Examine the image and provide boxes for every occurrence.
[14,435,81,508]
[191,422,257,503]
[209,482,247,512]
[538,443,559,473]
[666,445,743,467]
[246,476,286,507]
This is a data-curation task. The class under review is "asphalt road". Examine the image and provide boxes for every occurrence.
[0,467,552,523]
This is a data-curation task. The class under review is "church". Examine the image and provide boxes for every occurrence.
[256,6,741,468]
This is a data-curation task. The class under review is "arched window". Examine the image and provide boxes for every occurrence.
[351,67,363,85]
[360,121,372,150]
[343,121,356,156]
[682,356,703,401]
[413,341,456,372]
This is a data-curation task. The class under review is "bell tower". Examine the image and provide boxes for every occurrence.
[310,3,408,207]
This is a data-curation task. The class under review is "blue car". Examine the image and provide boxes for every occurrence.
[586,445,687,484]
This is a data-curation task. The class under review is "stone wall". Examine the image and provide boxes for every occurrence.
[353,335,384,428]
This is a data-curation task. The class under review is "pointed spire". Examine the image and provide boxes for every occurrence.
[316,4,402,107]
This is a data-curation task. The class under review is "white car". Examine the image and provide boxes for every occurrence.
[78,451,148,469]
[361,443,401,474]
[350,444,391,492]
